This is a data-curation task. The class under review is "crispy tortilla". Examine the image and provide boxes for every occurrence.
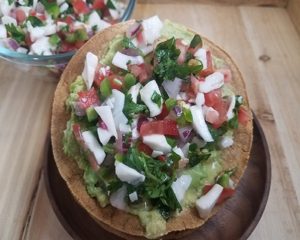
[51,20,253,239]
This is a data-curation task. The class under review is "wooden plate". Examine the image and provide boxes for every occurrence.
[44,116,271,240]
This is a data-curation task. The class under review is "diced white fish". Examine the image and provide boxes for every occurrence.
[171,175,192,203]
[143,134,171,154]
[141,15,163,45]
[196,184,223,219]
[190,105,214,142]
[111,89,128,128]
[226,95,236,120]
[112,51,144,71]
[128,83,142,103]
[199,72,224,93]
[115,161,145,185]
[82,52,98,90]
[140,80,163,117]
[97,127,113,145]
[110,185,128,211]
[94,106,118,138]
[129,191,138,202]
[82,131,106,165]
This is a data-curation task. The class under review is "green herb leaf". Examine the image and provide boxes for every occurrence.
[123,94,148,121]
[26,16,44,27]
[49,34,61,46]
[122,36,136,49]
[124,73,137,90]
[65,28,88,43]
[165,98,176,111]
[106,0,117,9]
[5,24,25,43]
[151,91,162,107]
[188,143,211,167]
[41,0,60,18]
[189,34,202,49]
[103,143,115,154]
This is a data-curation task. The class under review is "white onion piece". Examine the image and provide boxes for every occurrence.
[162,77,183,98]
[171,175,192,203]
[110,185,128,211]
[112,51,144,71]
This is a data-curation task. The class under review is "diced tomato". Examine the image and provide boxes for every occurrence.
[140,119,179,137]
[29,9,36,16]
[137,141,153,156]
[205,108,219,124]
[181,82,196,100]
[108,74,123,90]
[203,184,235,205]
[211,99,229,129]
[72,0,90,14]
[200,50,214,77]
[155,104,169,120]
[157,155,166,161]
[128,63,152,83]
[238,107,250,126]
[15,9,26,23]
[204,89,222,107]
[94,65,112,87]
[64,15,74,25]
[77,88,100,110]
[72,124,99,171]
[175,39,188,64]
[217,68,232,83]
[60,41,77,52]
[36,14,46,21]
[25,34,32,47]
[93,0,105,10]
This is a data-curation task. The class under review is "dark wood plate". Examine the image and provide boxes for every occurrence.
[44,116,271,240]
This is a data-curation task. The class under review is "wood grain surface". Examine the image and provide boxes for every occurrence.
[287,0,300,34]
[0,1,299,240]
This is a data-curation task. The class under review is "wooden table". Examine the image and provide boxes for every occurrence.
[1,1,300,240]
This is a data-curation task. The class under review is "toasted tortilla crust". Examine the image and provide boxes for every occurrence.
[51,20,253,239]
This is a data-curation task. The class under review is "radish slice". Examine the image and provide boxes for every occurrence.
[190,105,214,142]
[196,184,223,219]
[112,51,144,71]
[199,72,224,93]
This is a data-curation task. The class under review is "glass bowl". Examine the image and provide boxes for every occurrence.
[0,0,136,67]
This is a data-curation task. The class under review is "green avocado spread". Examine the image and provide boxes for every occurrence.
[62,19,243,239]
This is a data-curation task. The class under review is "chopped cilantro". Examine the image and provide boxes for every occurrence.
[188,143,211,167]
[41,0,60,19]
[151,91,162,107]
[123,94,148,121]
[26,16,44,27]
[49,34,61,46]
[5,24,25,44]
[189,34,202,49]
[65,28,88,43]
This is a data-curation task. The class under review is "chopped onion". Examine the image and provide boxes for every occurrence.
[178,126,193,143]
[73,102,86,116]
[36,2,45,13]
[7,38,19,51]
[121,48,140,57]
[173,106,182,117]
[162,77,182,98]
[126,22,141,38]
